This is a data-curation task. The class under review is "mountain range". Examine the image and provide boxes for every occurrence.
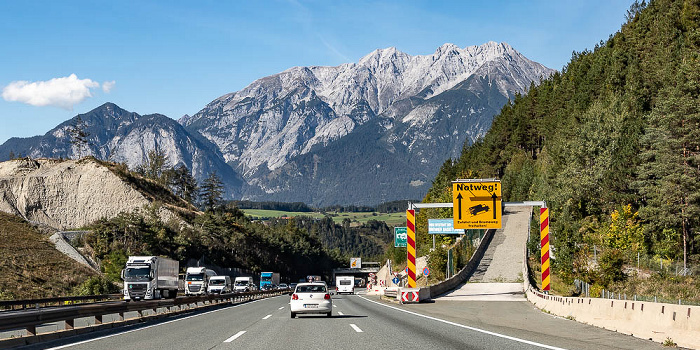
[0,41,554,206]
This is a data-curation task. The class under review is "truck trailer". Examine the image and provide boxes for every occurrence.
[122,256,179,301]
[185,267,217,295]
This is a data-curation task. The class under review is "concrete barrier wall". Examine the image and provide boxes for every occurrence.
[426,228,496,299]
[522,247,700,349]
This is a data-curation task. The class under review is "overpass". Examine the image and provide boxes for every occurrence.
[332,262,380,286]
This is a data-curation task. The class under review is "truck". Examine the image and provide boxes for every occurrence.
[306,275,322,283]
[207,275,232,294]
[259,272,280,290]
[233,276,255,292]
[185,267,217,295]
[335,275,354,295]
[121,256,179,301]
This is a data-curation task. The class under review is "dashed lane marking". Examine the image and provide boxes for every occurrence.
[224,331,246,343]
[350,324,363,333]
[263,314,272,320]
[45,297,277,349]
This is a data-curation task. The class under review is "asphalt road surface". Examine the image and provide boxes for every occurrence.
[21,292,667,350]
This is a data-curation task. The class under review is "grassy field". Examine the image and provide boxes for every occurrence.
[242,209,406,226]
[0,212,97,300]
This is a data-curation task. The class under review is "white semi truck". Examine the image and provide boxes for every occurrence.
[185,267,217,295]
[121,256,179,300]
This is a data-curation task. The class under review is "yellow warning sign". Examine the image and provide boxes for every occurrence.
[452,179,502,229]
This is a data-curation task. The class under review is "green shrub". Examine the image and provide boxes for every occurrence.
[72,276,119,296]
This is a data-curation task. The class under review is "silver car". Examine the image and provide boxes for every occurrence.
[290,282,332,318]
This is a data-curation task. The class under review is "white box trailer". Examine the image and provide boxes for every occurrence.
[335,276,354,295]
[122,256,179,300]
[185,267,217,295]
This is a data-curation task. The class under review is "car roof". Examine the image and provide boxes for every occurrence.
[295,282,325,286]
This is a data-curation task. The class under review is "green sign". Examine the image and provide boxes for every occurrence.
[394,227,407,247]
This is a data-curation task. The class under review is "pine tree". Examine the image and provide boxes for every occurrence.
[68,116,90,159]
[137,149,170,185]
[168,165,198,204]
[200,171,224,211]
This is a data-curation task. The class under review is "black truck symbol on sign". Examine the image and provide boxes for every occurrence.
[469,204,490,216]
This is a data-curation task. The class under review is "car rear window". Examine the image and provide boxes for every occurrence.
[296,285,326,293]
[339,280,351,285]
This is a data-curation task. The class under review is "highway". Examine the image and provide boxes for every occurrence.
[24,293,665,350]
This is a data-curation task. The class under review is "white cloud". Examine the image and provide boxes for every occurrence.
[102,80,116,93]
[1,74,114,110]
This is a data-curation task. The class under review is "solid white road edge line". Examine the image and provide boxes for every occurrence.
[358,296,567,350]
[45,297,278,350]
[350,324,363,333]
[263,314,272,320]
[224,331,246,343]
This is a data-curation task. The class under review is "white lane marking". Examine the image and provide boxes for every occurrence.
[358,296,567,350]
[333,304,337,308]
[263,314,272,320]
[350,324,363,333]
[45,297,279,349]
[278,306,284,310]
[338,311,344,315]
[224,331,246,343]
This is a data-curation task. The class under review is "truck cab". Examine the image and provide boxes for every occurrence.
[185,267,217,296]
[234,276,255,292]
[122,256,179,301]
[207,275,232,294]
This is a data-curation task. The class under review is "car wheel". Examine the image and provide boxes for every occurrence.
[326,312,332,317]
[290,312,296,318]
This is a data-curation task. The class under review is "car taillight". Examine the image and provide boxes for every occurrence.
[292,294,298,300]
[324,294,330,300]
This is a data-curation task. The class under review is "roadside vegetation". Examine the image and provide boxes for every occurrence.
[0,212,97,300]
[424,0,700,300]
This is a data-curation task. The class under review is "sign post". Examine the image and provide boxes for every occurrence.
[406,209,417,288]
[452,179,502,229]
[540,208,551,291]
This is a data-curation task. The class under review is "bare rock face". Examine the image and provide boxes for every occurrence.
[0,158,174,230]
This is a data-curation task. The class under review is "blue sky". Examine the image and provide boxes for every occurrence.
[0,0,635,144]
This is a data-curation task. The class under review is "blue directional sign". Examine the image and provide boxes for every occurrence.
[392,277,400,285]
[428,219,465,235]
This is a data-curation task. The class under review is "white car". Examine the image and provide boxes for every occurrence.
[290,282,332,318]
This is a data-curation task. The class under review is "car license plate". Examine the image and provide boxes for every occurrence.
[304,304,318,308]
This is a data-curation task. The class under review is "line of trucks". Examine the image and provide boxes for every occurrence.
[121,256,274,301]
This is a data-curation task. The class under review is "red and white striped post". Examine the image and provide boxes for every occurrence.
[406,209,417,288]
[540,207,550,292]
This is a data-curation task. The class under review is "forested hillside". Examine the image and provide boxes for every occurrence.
[276,217,394,260]
[83,205,344,284]
[425,0,700,293]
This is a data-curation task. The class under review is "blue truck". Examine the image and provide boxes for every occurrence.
[260,272,280,290]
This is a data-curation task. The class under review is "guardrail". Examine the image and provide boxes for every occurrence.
[0,294,123,311]
[0,289,288,348]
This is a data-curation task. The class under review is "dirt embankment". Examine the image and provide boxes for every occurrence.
[0,158,180,230]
